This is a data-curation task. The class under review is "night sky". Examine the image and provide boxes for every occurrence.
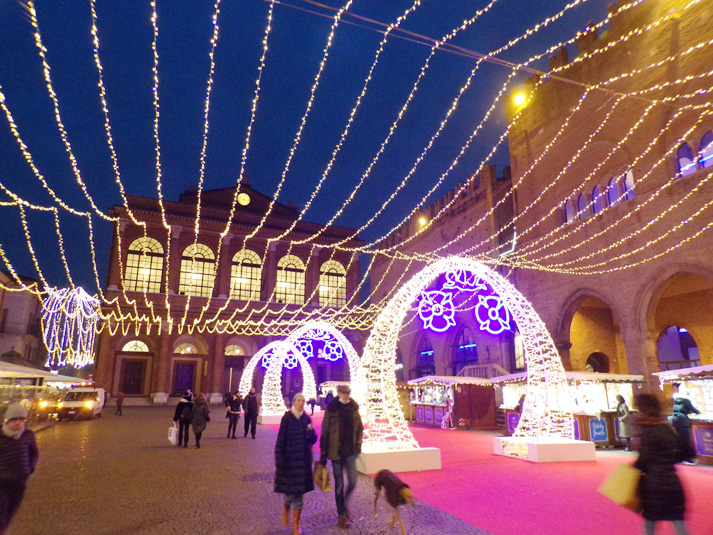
[0,0,609,294]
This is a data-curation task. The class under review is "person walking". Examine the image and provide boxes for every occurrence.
[275,393,317,535]
[671,383,700,464]
[173,392,193,448]
[323,390,334,408]
[243,387,259,439]
[320,384,363,528]
[634,393,690,535]
[227,392,242,439]
[115,391,125,416]
[190,394,210,449]
[616,394,634,451]
[0,403,39,535]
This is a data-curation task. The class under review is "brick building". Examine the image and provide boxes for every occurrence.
[95,183,364,403]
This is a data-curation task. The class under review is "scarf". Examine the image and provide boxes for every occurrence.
[292,408,304,419]
[2,421,24,440]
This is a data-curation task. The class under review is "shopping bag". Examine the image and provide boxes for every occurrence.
[168,424,178,446]
[597,463,642,513]
[313,461,332,492]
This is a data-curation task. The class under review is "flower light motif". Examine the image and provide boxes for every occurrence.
[418,290,456,332]
[295,338,314,359]
[475,294,511,335]
[261,348,275,369]
[323,340,344,361]
[442,269,488,292]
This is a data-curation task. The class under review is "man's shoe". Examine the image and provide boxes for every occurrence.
[337,516,349,528]
[252,435,256,439]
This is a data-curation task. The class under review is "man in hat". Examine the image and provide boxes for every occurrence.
[0,403,39,533]
[320,384,363,528]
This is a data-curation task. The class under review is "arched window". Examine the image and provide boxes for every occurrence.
[276,254,305,305]
[585,353,610,373]
[677,143,696,176]
[452,328,478,375]
[121,340,150,352]
[124,237,164,293]
[178,244,216,298]
[576,193,588,220]
[416,336,435,378]
[700,131,713,169]
[591,186,603,215]
[319,260,347,307]
[225,344,244,356]
[174,343,198,354]
[621,169,635,200]
[230,249,262,301]
[606,178,620,207]
[657,325,700,371]
[564,199,575,224]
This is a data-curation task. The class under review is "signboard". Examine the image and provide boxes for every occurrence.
[693,426,713,456]
[589,418,608,442]
[434,407,444,425]
[424,406,433,423]
[507,412,520,433]
[573,418,580,440]
[416,406,424,422]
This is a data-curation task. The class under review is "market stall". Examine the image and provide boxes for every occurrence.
[408,376,495,430]
[492,371,645,445]
[654,364,713,465]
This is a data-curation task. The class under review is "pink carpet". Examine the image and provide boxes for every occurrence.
[275,414,713,534]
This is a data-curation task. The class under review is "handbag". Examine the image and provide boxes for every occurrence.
[598,463,642,513]
[313,461,332,492]
[168,424,178,446]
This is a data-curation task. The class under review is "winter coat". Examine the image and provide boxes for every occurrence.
[243,393,259,417]
[672,397,700,428]
[634,422,686,521]
[320,398,363,462]
[0,428,38,484]
[616,402,634,438]
[274,411,317,495]
[173,400,193,422]
[191,399,210,434]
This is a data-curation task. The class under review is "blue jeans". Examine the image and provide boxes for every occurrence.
[644,519,688,535]
[284,493,304,510]
[332,455,358,518]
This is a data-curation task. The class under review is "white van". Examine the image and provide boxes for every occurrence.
[57,387,106,420]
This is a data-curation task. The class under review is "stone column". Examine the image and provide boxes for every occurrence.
[94,328,115,393]
[166,226,183,295]
[555,340,573,371]
[217,236,233,299]
[306,249,321,306]
[209,332,226,404]
[263,243,278,301]
[152,326,172,404]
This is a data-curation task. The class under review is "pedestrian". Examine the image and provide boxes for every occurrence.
[243,387,258,439]
[307,397,316,416]
[320,384,363,528]
[275,393,317,535]
[227,392,242,439]
[0,403,39,534]
[173,392,193,448]
[324,390,334,408]
[634,393,690,535]
[185,388,195,402]
[671,383,700,464]
[190,393,210,449]
[116,391,125,416]
[615,394,634,451]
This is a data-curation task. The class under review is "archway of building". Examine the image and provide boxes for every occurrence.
[559,292,626,374]
[285,321,365,408]
[644,270,713,373]
[239,340,317,414]
[361,257,572,453]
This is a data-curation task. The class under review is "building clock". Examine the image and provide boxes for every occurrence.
[237,192,251,206]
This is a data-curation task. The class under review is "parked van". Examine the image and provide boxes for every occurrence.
[57,387,105,420]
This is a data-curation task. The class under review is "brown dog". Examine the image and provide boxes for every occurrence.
[374,469,414,535]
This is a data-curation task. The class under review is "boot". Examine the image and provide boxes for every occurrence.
[292,509,302,534]
[281,503,291,527]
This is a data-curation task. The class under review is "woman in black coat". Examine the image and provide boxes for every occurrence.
[634,394,689,535]
[275,393,317,535]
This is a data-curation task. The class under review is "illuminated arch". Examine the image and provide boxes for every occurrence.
[239,340,317,414]
[361,257,572,453]
[286,321,365,407]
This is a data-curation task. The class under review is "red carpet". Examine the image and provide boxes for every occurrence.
[274,413,713,534]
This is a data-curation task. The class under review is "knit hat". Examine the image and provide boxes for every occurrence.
[337,384,351,395]
[4,403,28,421]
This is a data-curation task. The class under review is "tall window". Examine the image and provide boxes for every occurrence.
[124,237,164,293]
[319,260,347,307]
[452,328,478,375]
[591,186,603,214]
[276,255,305,304]
[622,169,636,200]
[416,336,435,378]
[606,178,620,207]
[576,193,588,220]
[230,249,262,301]
[178,244,216,298]
[700,131,713,169]
[564,199,575,224]
[121,340,150,352]
[677,143,695,176]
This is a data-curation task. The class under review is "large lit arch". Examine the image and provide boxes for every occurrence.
[239,340,317,414]
[362,256,572,453]
[286,321,365,407]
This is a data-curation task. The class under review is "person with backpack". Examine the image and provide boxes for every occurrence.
[173,392,193,448]
[190,394,210,449]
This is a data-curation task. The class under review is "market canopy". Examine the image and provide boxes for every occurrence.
[408,375,492,386]
[0,361,84,383]
[491,371,645,384]
[653,364,713,382]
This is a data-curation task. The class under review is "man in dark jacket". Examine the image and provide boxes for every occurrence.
[0,403,39,534]
[671,383,700,463]
[320,384,363,528]
[173,393,193,448]
[243,388,259,439]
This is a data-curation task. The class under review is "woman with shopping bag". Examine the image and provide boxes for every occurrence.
[274,393,317,535]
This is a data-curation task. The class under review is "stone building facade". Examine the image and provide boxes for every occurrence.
[95,183,364,403]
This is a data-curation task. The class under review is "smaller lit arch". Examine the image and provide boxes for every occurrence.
[225,344,244,356]
[606,178,620,207]
[122,340,150,352]
[276,254,306,304]
[591,186,603,215]
[677,143,696,177]
[174,343,198,355]
[576,193,588,220]
[622,169,635,200]
[564,198,575,224]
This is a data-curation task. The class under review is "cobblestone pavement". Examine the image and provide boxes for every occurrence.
[9,406,490,535]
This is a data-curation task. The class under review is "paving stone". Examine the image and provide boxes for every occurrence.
[8,406,490,535]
